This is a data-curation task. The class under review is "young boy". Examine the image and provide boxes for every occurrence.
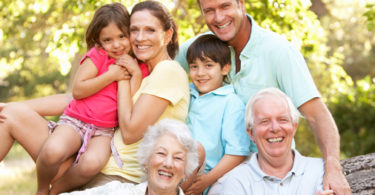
[185,34,253,194]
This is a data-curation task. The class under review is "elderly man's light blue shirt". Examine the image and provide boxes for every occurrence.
[210,150,324,195]
[187,84,252,173]
[175,15,320,108]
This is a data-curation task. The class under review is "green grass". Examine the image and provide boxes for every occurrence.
[0,169,36,195]
[4,142,30,160]
[0,143,36,195]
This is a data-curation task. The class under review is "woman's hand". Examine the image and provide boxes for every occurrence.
[116,54,142,96]
[116,54,141,77]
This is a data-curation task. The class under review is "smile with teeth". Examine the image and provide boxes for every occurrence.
[137,45,151,50]
[267,137,283,143]
[158,170,173,178]
[217,21,231,29]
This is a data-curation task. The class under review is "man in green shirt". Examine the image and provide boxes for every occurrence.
[175,0,351,194]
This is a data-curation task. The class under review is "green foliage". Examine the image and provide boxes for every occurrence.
[364,2,375,31]
[329,76,375,157]
[320,0,375,81]
[0,0,135,101]
[171,0,208,43]
[295,119,322,157]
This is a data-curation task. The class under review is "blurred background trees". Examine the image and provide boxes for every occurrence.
[0,0,374,158]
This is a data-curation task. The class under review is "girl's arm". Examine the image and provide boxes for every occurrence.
[117,80,169,144]
[185,155,246,194]
[73,58,128,99]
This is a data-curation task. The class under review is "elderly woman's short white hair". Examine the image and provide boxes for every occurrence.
[137,118,199,181]
[245,88,301,130]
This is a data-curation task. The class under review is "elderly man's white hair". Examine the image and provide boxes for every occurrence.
[137,118,199,181]
[245,88,301,131]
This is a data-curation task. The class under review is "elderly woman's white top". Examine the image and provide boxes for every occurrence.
[61,181,185,195]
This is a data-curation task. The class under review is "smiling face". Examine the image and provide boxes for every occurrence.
[129,9,172,67]
[146,134,186,194]
[199,0,245,43]
[248,94,297,161]
[99,22,131,59]
[189,56,230,95]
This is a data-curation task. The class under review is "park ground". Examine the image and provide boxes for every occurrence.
[0,143,36,195]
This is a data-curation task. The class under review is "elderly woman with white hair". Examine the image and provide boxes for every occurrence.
[209,88,335,195]
[63,118,198,195]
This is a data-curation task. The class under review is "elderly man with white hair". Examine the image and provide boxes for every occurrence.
[210,88,335,195]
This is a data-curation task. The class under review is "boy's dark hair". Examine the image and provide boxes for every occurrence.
[186,34,231,83]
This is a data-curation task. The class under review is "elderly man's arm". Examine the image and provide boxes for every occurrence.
[298,97,351,195]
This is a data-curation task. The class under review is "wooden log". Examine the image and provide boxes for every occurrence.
[341,153,375,195]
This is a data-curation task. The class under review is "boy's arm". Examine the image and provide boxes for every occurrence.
[185,155,246,195]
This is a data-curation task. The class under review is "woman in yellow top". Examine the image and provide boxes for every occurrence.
[98,0,190,185]
[0,0,189,193]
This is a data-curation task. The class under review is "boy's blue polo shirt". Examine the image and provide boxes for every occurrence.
[187,84,253,173]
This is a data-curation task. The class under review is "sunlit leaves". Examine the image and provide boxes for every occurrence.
[0,0,138,100]
[321,0,375,81]
[171,0,207,43]
[364,2,375,30]
[329,76,375,157]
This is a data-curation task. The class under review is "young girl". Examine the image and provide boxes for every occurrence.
[35,3,149,194]
[185,34,252,195]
